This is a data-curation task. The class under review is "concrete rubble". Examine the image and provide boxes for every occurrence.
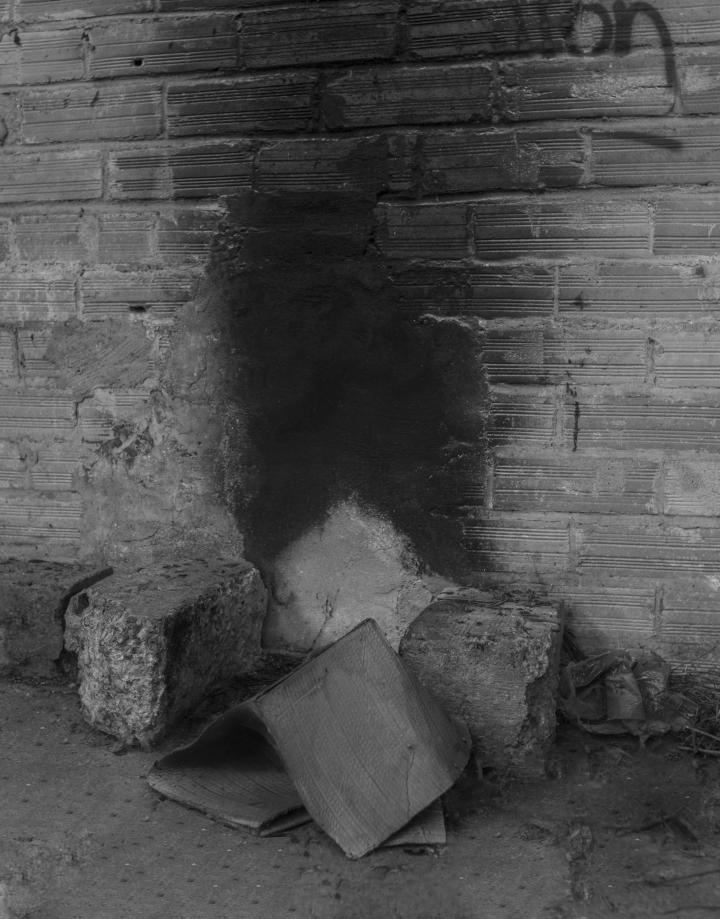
[64,556,267,745]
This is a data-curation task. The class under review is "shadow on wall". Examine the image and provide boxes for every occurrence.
[210,191,486,590]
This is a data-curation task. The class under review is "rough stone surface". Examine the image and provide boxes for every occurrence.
[0,560,111,677]
[263,499,447,653]
[399,589,563,777]
[65,557,267,744]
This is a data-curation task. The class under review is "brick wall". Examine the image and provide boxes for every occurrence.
[2,0,720,671]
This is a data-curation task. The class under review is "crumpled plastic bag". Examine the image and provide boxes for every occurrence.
[558,650,695,740]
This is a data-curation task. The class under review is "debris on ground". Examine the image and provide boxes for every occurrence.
[148,618,470,858]
[558,649,695,741]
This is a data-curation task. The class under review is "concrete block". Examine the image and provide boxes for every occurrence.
[406,0,573,59]
[391,264,556,319]
[375,201,470,259]
[255,135,398,194]
[559,584,656,655]
[592,121,720,187]
[0,151,102,204]
[108,143,253,200]
[558,262,713,316]
[167,73,316,136]
[65,558,267,744]
[156,206,223,265]
[497,51,674,122]
[80,269,198,321]
[399,589,563,776]
[0,560,107,676]
[323,62,493,129]
[242,2,398,69]
[13,212,89,263]
[88,15,238,79]
[566,392,720,452]
[462,514,570,575]
[0,271,76,322]
[654,195,720,254]
[473,195,651,260]
[22,84,162,144]
[418,127,584,195]
[97,210,155,266]
[488,388,556,448]
[492,455,659,515]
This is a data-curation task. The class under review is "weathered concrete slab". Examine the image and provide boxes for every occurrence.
[399,589,563,777]
[65,557,267,745]
[0,560,111,677]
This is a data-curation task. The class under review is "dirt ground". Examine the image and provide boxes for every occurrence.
[2,672,720,919]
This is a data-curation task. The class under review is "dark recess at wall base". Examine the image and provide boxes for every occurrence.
[212,191,487,583]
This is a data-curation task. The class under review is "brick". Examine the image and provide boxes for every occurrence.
[108,143,253,199]
[577,521,720,578]
[489,388,556,448]
[22,84,162,144]
[654,196,720,254]
[0,392,75,434]
[375,201,469,259]
[0,151,102,204]
[484,327,647,386]
[418,127,584,195]
[0,273,76,322]
[17,327,57,382]
[592,121,720,186]
[14,211,88,263]
[473,196,651,260]
[78,390,150,442]
[657,582,720,655]
[664,460,720,516]
[256,135,404,194]
[0,29,85,85]
[18,0,151,19]
[323,62,493,129]
[682,49,720,115]
[156,206,223,265]
[0,441,81,491]
[567,393,720,452]
[0,443,26,489]
[0,328,15,378]
[558,262,718,316]
[0,218,13,262]
[559,584,655,655]
[243,2,397,69]
[81,270,198,321]
[497,51,674,122]
[0,491,82,547]
[400,590,562,777]
[407,0,574,59]
[653,331,720,387]
[88,15,238,79]
[597,0,720,47]
[393,265,555,319]
[167,73,316,137]
[65,557,267,743]
[493,456,659,514]
[462,514,570,573]
[97,211,155,265]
